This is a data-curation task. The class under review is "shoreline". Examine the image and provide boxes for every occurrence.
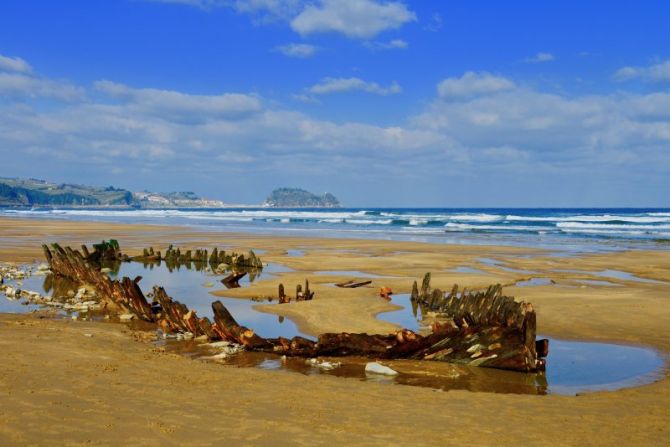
[1,217,669,445]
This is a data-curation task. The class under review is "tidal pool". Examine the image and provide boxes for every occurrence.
[448,266,486,274]
[514,277,554,287]
[376,293,665,394]
[476,257,536,274]
[3,262,665,396]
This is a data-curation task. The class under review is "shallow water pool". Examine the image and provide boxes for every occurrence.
[3,262,666,396]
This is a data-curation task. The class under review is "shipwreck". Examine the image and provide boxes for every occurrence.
[42,241,547,373]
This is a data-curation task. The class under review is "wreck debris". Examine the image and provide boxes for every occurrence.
[221,271,247,289]
[335,279,373,288]
[44,243,546,372]
[277,279,315,303]
[132,244,263,270]
[379,286,393,300]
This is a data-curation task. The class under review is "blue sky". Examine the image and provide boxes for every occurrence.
[1,0,669,206]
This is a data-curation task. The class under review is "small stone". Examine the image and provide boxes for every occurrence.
[119,313,135,321]
[84,333,93,338]
[365,362,398,376]
[100,267,112,273]
[203,282,214,288]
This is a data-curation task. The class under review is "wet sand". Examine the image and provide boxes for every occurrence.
[1,217,669,445]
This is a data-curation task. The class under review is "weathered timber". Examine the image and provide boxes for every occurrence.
[44,244,545,372]
[335,279,372,288]
[277,279,314,303]
[278,284,288,303]
[409,272,546,370]
[221,271,247,288]
[131,244,263,270]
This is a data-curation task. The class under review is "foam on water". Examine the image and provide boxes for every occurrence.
[4,208,670,252]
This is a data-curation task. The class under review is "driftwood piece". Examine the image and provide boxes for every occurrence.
[44,244,545,372]
[335,279,372,288]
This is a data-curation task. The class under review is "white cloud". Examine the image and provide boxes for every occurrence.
[307,77,401,95]
[364,39,408,50]
[613,66,640,81]
[614,59,670,82]
[149,0,415,39]
[276,43,319,58]
[94,80,262,122]
[0,54,32,74]
[229,0,305,22]
[0,72,85,101]
[437,72,515,99]
[524,52,554,63]
[2,55,670,204]
[290,0,416,39]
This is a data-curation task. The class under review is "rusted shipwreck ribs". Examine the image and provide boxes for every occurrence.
[43,243,547,372]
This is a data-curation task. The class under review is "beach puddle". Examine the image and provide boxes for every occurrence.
[448,266,486,274]
[476,257,536,274]
[3,262,665,396]
[286,249,305,257]
[554,269,664,284]
[514,277,555,287]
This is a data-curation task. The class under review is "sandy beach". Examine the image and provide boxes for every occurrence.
[1,217,669,446]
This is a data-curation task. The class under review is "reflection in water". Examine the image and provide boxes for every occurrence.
[161,340,549,395]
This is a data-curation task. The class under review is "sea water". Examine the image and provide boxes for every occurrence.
[4,207,670,253]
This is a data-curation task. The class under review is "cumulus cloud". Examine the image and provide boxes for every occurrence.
[275,43,319,58]
[524,52,554,63]
[364,39,408,50]
[614,59,670,82]
[0,54,32,74]
[307,77,401,95]
[437,72,515,99]
[290,0,416,39]
[150,0,416,39]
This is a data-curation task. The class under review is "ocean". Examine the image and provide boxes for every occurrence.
[3,207,670,253]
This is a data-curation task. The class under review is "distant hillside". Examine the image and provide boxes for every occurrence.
[0,177,225,208]
[0,177,134,207]
[264,188,341,208]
